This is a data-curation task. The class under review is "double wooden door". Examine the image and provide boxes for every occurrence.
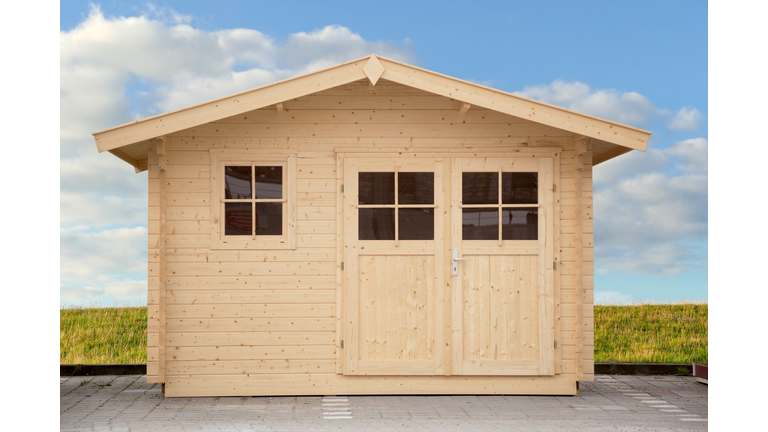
[343,154,555,376]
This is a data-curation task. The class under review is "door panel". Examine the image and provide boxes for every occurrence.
[358,255,434,362]
[462,255,539,362]
[450,157,555,376]
[344,157,444,375]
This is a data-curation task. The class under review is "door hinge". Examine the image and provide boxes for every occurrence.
[553,261,557,270]
[341,340,344,349]
[554,340,558,348]
[553,184,556,192]
[341,184,344,193]
[341,262,344,270]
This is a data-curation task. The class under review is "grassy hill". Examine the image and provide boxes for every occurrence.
[60,303,707,364]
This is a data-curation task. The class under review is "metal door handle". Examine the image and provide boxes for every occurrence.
[452,249,467,276]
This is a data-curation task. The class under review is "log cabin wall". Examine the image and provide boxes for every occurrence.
[144,79,594,395]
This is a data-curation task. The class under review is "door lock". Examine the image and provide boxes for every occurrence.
[452,249,468,276]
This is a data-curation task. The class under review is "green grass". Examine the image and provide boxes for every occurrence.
[60,303,708,364]
[60,306,147,364]
[594,303,708,364]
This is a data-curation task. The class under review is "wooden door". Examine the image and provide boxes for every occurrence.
[449,157,555,376]
[343,157,446,375]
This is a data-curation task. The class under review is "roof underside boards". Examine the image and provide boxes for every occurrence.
[93,55,651,172]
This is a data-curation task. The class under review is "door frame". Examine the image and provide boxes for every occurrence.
[336,148,561,377]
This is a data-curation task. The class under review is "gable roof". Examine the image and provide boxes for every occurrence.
[93,54,651,172]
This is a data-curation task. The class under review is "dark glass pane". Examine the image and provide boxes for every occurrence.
[462,172,498,204]
[399,208,434,240]
[358,172,395,204]
[359,208,395,240]
[254,203,283,235]
[502,208,538,240]
[398,172,434,204]
[502,173,538,204]
[462,208,499,240]
[225,203,252,235]
[253,166,283,199]
[224,166,251,199]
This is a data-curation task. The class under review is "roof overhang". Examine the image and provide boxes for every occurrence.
[93,54,651,171]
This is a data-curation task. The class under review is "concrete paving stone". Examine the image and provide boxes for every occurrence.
[61,375,707,431]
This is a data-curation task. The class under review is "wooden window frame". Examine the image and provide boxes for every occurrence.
[210,149,297,250]
[459,158,542,250]
[357,169,437,244]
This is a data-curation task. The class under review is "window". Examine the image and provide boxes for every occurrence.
[462,172,538,241]
[210,150,297,249]
[358,171,435,242]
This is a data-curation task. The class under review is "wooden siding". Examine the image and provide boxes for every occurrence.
[358,255,435,362]
[461,255,539,362]
[151,79,593,395]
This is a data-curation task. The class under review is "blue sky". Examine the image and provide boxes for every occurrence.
[59,0,708,306]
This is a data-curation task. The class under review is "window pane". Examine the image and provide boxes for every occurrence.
[358,172,395,205]
[359,208,395,240]
[462,208,498,240]
[399,208,434,240]
[502,173,538,204]
[254,203,282,235]
[502,208,538,240]
[254,166,283,199]
[224,166,252,199]
[398,172,434,204]
[462,172,498,204]
[225,203,252,235]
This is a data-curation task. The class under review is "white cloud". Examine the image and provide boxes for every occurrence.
[59,225,148,305]
[514,80,667,127]
[153,67,294,112]
[515,80,707,135]
[61,280,147,307]
[60,5,417,306]
[60,226,148,282]
[593,148,667,186]
[593,139,708,275]
[668,106,704,131]
[283,25,416,70]
[664,138,708,173]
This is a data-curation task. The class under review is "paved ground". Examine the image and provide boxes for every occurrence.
[61,374,707,431]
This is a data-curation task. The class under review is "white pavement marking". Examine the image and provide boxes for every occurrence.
[322,396,351,420]
[599,379,703,421]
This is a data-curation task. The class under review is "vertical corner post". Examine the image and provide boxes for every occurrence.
[156,136,167,383]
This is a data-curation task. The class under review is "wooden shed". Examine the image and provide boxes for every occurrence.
[93,54,650,397]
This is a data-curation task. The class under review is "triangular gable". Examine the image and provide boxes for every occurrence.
[93,54,651,171]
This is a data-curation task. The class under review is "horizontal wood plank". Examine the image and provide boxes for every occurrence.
[165,374,578,397]
[166,318,335,332]
[166,304,335,318]
[166,345,336,361]
[166,331,335,347]
[166,289,335,305]
[167,359,336,375]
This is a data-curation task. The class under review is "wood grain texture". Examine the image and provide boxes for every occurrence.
[136,78,598,392]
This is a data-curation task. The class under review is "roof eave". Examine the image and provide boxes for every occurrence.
[93,54,651,164]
